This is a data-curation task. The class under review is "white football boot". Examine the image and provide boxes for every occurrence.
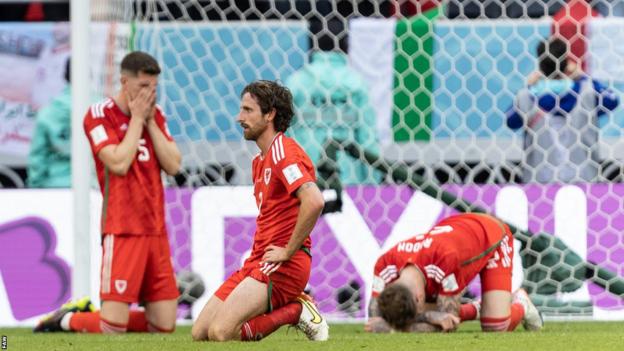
[295,293,329,341]
[513,288,544,331]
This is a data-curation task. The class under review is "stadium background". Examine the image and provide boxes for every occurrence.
[2,0,624,329]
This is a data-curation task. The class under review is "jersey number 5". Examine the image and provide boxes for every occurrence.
[138,139,150,162]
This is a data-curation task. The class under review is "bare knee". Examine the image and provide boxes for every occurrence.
[100,301,130,326]
[192,323,209,341]
[150,322,175,333]
[209,323,236,342]
[148,319,176,333]
[144,315,176,333]
[145,299,177,333]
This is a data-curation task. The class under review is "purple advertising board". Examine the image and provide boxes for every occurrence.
[2,183,623,324]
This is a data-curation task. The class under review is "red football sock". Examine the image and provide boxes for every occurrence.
[507,302,525,331]
[69,312,102,333]
[125,310,174,333]
[70,311,151,333]
[240,302,302,341]
[480,316,510,332]
[459,303,478,321]
[480,302,525,333]
[127,311,148,332]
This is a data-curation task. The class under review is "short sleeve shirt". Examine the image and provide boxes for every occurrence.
[248,133,316,261]
[83,99,173,236]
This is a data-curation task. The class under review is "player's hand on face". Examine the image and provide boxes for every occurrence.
[364,317,392,333]
[426,311,460,332]
[127,87,156,122]
[262,245,291,263]
[145,87,157,123]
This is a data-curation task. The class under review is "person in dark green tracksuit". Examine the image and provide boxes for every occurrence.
[28,59,71,188]
[286,36,380,186]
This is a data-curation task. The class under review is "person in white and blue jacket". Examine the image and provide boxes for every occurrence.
[507,37,619,183]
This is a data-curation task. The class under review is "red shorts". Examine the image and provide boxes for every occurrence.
[100,234,179,303]
[477,216,514,293]
[440,214,514,293]
[214,249,311,311]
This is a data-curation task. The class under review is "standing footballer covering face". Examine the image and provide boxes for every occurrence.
[191,80,329,342]
[366,213,544,334]
[35,51,182,334]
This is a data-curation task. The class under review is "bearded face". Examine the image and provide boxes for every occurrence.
[238,92,270,141]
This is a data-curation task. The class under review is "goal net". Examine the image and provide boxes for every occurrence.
[86,0,624,321]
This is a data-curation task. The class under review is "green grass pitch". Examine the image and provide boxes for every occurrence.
[2,322,623,351]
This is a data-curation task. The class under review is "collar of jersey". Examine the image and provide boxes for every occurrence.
[258,132,283,160]
[109,98,131,119]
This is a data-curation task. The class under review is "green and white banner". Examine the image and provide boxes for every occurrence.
[349,10,624,143]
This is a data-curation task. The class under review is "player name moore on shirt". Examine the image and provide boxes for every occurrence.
[396,238,433,253]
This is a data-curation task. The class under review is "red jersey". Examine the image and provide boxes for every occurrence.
[372,214,507,301]
[83,98,173,236]
[248,133,316,262]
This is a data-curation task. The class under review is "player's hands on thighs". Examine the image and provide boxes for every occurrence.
[262,245,291,264]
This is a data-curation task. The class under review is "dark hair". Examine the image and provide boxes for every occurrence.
[241,80,294,133]
[64,57,70,83]
[120,51,161,76]
[537,38,568,79]
[377,284,417,331]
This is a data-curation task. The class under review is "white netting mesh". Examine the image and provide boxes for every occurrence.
[88,0,624,321]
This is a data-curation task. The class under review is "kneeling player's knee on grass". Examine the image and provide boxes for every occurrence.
[209,323,235,341]
[191,325,207,341]
[149,322,175,333]
[148,318,176,333]
[378,284,417,331]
